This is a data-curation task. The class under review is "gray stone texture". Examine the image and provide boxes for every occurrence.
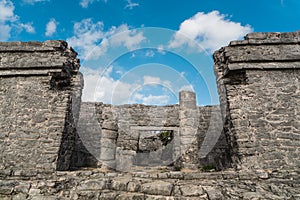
[178,91,200,169]
[0,169,299,199]
[214,31,300,171]
[73,93,226,170]
[1,31,300,199]
[0,41,82,175]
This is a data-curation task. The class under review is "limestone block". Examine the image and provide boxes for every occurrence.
[110,177,131,191]
[102,121,118,130]
[77,180,107,191]
[141,180,173,196]
[100,147,116,161]
[116,148,136,172]
[180,185,205,196]
[127,181,141,192]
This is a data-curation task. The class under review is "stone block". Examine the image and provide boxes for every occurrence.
[14,183,30,193]
[77,180,107,191]
[180,185,205,196]
[12,193,28,200]
[141,181,173,196]
[116,149,136,172]
[102,121,118,131]
[203,187,223,200]
[111,177,131,191]
[100,137,117,148]
[127,181,141,192]
[100,147,116,161]
[116,193,145,200]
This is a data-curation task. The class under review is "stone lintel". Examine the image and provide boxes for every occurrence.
[227,62,300,71]
[0,40,70,52]
[0,41,80,78]
[229,31,300,46]
[214,31,300,77]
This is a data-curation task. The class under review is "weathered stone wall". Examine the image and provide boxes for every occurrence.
[214,31,300,171]
[0,41,82,175]
[1,31,300,199]
[74,102,182,171]
[198,106,231,170]
[72,93,228,171]
[111,103,180,171]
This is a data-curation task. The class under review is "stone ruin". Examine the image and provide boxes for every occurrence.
[72,91,228,172]
[0,31,299,199]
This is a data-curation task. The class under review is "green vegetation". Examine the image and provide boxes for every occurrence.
[158,130,173,146]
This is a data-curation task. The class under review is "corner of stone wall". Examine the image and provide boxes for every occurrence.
[0,40,82,175]
[213,31,300,171]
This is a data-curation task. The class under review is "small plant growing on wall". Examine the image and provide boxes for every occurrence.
[158,130,174,146]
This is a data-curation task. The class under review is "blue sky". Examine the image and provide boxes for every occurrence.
[1,0,299,105]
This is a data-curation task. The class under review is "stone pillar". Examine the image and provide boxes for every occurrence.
[0,41,81,175]
[100,105,118,169]
[179,91,199,169]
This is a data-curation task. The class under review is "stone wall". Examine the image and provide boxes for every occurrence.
[214,31,300,171]
[73,97,227,171]
[0,41,82,175]
[0,31,300,199]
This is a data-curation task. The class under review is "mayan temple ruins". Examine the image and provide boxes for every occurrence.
[0,31,299,199]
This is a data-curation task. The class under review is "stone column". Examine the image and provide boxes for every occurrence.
[179,91,199,169]
[100,105,118,169]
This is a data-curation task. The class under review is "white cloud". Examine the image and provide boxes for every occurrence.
[80,0,94,8]
[145,50,155,57]
[79,0,107,8]
[22,0,49,5]
[0,0,16,22]
[81,66,139,104]
[124,0,139,9]
[108,24,145,50]
[0,24,11,40]
[67,19,107,60]
[133,94,170,105]
[0,0,35,40]
[81,67,176,105]
[0,0,14,40]
[45,18,57,36]
[16,22,35,33]
[143,76,172,89]
[143,76,161,85]
[169,11,253,53]
[67,18,145,60]
[157,45,166,55]
[179,85,194,92]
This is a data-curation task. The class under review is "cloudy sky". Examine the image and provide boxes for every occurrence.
[1,0,299,105]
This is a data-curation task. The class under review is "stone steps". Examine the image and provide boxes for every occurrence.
[1,168,299,199]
